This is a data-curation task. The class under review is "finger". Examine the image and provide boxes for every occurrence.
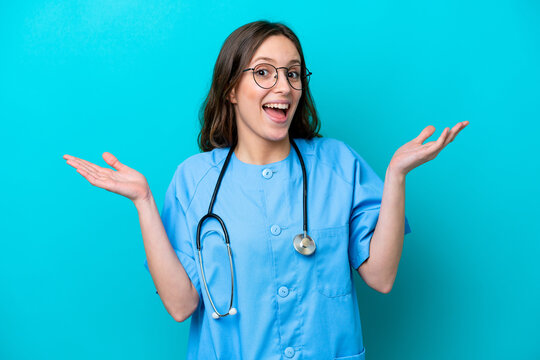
[443,121,469,147]
[424,127,449,154]
[75,157,114,180]
[76,167,112,190]
[102,152,125,171]
[67,158,100,177]
[414,125,437,145]
[77,157,110,176]
[435,127,450,149]
[64,154,96,171]
[65,157,91,173]
[442,123,461,147]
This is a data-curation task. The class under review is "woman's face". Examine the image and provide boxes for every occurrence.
[229,35,302,147]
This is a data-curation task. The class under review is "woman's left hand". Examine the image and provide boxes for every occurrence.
[388,121,469,176]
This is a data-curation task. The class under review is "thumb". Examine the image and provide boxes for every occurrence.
[414,125,436,144]
[102,152,124,170]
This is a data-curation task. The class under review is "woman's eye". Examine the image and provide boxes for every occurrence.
[288,71,300,79]
[257,69,269,76]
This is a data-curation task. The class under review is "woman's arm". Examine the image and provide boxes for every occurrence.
[357,168,405,294]
[63,152,199,321]
[358,121,469,293]
[135,194,199,322]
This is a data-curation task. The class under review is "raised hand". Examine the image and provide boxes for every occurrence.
[63,152,151,203]
[388,121,469,176]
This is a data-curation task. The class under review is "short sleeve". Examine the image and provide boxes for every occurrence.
[143,170,202,299]
[346,145,412,270]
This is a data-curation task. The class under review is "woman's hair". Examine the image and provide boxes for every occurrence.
[198,20,321,152]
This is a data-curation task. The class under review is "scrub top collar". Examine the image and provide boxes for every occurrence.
[223,138,313,187]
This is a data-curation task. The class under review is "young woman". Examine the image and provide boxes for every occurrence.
[64,21,468,360]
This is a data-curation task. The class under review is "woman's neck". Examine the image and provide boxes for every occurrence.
[234,136,291,165]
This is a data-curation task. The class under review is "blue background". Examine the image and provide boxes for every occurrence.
[1,0,539,359]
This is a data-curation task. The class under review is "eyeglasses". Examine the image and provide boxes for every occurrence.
[242,63,312,90]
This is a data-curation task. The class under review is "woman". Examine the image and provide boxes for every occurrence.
[64,21,468,359]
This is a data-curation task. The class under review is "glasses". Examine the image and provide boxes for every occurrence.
[242,63,312,90]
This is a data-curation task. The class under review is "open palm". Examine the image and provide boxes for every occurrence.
[63,152,150,202]
[389,121,469,175]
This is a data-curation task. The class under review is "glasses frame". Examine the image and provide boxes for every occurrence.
[242,63,312,90]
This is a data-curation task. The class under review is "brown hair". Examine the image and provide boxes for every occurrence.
[197,20,321,152]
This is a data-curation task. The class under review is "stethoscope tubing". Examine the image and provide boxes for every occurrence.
[290,138,308,237]
[196,138,308,319]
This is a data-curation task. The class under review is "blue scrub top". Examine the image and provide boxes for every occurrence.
[144,137,411,360]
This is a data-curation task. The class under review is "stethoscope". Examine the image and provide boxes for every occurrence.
[196,138,316,319]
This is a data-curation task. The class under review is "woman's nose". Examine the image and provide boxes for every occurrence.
[274,69,292,92]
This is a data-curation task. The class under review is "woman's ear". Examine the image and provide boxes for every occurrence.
[228,88,237,104]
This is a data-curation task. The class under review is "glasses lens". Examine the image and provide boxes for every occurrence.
[253,64,277,89]
[287,65,303,90]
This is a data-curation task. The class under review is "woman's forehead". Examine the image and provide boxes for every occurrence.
[249,35,301,65]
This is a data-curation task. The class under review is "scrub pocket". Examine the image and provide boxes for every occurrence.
[313,225,352,297]
[334,347,366,360]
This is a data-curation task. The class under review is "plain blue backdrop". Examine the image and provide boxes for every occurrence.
[1,0,539,359]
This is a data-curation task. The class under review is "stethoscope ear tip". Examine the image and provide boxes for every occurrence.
[211,308,237,320]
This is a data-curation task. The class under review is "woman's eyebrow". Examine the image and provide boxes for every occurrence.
[252,56,301,65]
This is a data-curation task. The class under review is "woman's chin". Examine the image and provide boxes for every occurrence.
[265,118,292,137]
[264,127,291,142]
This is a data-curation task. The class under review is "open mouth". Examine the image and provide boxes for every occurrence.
[262,103,289,121]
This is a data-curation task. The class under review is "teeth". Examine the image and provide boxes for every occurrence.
[263,103,289,110]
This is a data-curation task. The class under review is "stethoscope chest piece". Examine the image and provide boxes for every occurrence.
[293,233,316,256]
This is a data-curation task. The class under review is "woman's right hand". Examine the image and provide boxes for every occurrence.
[63,152,151,204]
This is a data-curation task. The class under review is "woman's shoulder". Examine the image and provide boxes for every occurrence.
[169,147,229,194]
[297,136,362,163]
[178,147,229,173]
[298,136,376,183]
